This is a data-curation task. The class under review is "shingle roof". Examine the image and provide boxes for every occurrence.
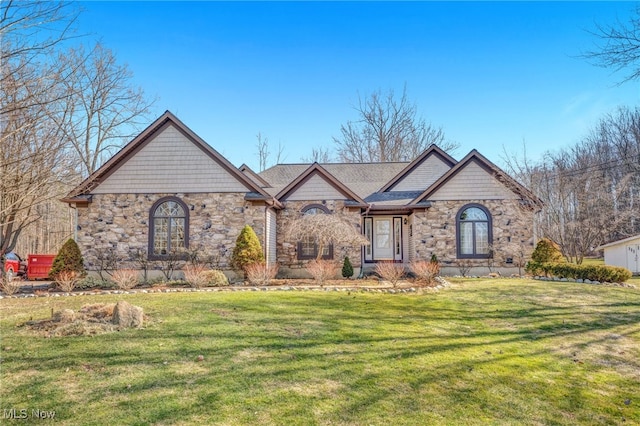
[364,190,424,205]
[259,162,409,199]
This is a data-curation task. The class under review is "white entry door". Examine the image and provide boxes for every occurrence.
[374,218,393,260]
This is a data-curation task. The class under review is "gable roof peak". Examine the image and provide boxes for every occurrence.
[275,162,366,204]
[379,144,458,192]
[409,148,543,207]
[63,111,272,200]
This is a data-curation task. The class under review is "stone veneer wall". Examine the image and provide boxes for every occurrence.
[275,199,363,278]
[76,193,266,277]
[411,199,535,273]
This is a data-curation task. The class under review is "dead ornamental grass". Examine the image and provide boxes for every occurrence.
[111,269,139,290]
[245,262,279,286]
[183,264,209,288]
[54,270,79,292]
[23,302,145,337]
[409,260,440,286]
[306,260,339,286]
[0,276,22,295]
[375,261,405,287]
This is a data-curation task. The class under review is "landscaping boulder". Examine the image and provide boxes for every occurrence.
[112,300,144,328]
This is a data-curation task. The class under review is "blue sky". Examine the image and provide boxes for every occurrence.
[77,1,639,171]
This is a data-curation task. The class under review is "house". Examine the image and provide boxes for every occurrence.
[596,235,640,274]
[62,111,542,279]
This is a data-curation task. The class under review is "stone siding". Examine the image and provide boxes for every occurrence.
[76,193,266,275]
[411,199,535,272]
[275,200,363,277]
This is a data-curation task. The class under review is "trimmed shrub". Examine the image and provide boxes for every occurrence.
[200,269,229,287]
[49,238,86,279]
[526,261,632,283]
[245,262,279,286]
[341,256,354,278]
[76,276,113,290]
[531,238,564,263]
[231,225,264,278]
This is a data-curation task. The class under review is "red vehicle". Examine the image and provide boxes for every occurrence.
[3,252,27,279]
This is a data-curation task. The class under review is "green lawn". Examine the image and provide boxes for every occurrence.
[1,279,639,425]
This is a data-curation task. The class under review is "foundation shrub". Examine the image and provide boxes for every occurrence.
[375,261,405,288]
[306,260,338,286]
[200,269,229,287]
[183,264,208,288]
[111,269,139,290]
[231,225,264,278]
[55,270,79,292]
[49,238,86,279]
[531,238,565,263]
[410,260,440,285]
[526,261,632,283]
[341,256,354,278]
[76,277,114,290]
[245,262,279,286]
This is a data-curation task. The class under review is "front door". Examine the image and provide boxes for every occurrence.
[374,218,393,260]
[364,216,404,262]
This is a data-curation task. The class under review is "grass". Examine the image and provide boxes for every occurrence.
[1,278,639,425]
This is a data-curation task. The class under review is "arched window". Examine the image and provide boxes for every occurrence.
[149,197,189,259]
[297,204,333,260]
[456,204,492,258]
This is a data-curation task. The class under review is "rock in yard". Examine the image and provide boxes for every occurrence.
[112,300,144,328]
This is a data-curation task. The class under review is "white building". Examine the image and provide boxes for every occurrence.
[596,234,640,274]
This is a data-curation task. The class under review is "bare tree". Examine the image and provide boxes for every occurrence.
[503,108,640,263]
[1,1,78,75]
[52,43,155,177]
[0,1,80,275]
[334,86,458,163]
[1,2,156,281]
[301,146,334,163]
[584,5,640,84]
[0,61,77,267]
[13,191,74,255]
[255,132,285,171]
[285,214,369,261]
